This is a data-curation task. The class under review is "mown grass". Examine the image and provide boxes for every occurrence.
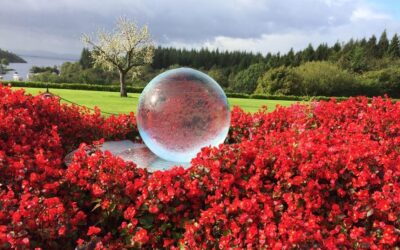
[20,87,301,114]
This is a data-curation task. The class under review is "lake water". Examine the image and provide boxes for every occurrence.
[1,55,76,81]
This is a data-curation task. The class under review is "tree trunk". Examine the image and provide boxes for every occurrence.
[119,70,128,97]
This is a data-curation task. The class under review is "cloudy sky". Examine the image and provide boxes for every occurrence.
[1,0,400,58]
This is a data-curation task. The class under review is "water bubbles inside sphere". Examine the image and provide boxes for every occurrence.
[137,67,230,162]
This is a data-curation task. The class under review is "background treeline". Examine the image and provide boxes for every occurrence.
[30,30,400,97]
[0,49,26,63]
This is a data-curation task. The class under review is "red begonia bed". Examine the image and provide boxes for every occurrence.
[0,85,399,249]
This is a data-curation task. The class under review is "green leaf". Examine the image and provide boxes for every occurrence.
[223,229,231,236]
[160,223,171,232]
[139,214,154,229]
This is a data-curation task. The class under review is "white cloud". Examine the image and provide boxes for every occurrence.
[351,7,391,21]
[202,34,309,54]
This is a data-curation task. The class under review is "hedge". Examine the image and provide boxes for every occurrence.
[225,92,251,99]
[226,93,364,101]
[7,81,145,93]
[250,94,377,102]
[5,80,389,102]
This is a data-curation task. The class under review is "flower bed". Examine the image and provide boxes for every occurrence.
[0,85,399,249]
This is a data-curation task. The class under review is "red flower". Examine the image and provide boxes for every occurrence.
[101,199,110,210]
[58,226,66,236]
[149,204,159,214]
[124,206,136,220]
[76,238,84,246]
[87,226,101,236]
[92,184,105,197]
[22,237,29,245]
[133,228,149,244]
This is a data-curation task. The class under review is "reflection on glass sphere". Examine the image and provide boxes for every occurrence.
[137,67,230,162]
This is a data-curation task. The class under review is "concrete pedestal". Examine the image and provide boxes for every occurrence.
[65,140,190,172]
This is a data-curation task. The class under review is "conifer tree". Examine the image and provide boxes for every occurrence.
[79,48,93,69]
[366,35,378,58]
[302,44,315,62]
[388,33,400,58]
[377,30,390,58]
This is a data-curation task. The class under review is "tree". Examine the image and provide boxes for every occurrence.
[388,34,400,58]
[208,67,229,88]
[315,44,329,61]
[359,38,367,48]
[295,61,358,96]
[79,48,93,69]
[83,17,154,97]
[0,58,9,75]
[231,63,268,94]
[255,66,301,95]
[284,48,295,66]
[1,58,9,66]
[338,45,369,73]
[362,66,400,97]
[302,44,315,62]
[60,62,83,82]
[30,65,59,74]
[366,35,378,58]
[332,41,341,53]
[0,49,26,63]
[377,30,389,58]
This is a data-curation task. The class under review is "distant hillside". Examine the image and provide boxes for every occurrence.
[0,49,26,63]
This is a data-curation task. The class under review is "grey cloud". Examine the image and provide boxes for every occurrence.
[0,0,395,55]
[131,0,357,42]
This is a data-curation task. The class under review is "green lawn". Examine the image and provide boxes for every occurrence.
[20,87,300,114]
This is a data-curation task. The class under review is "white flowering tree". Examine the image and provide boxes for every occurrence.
[82,17,154,97]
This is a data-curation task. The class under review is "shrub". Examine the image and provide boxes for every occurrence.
[295,61,360,96]
[231,63,268,94]
[255,66,302,95]
[360,66,400,98]
[256,62,361,97]
[208,67,229,88]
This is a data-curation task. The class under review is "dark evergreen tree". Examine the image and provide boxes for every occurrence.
[359,38,367,48]
[315,43,329,61]
[79,48,93,69]
[349,45,369,73]
[284,48,295,66]
[341,39,355,54]
[332,41,341,53]
[377,30,390,58]
[302,44,315,62]
[388,33,400,58]
[366,35,378,58]
[293,52,302,67]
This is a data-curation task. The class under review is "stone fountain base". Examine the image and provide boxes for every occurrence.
[64,140,190,172]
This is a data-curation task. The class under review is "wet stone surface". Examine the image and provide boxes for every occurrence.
[64,140,190,172]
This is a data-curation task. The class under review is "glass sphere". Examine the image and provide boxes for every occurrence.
[137,67,230,162]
